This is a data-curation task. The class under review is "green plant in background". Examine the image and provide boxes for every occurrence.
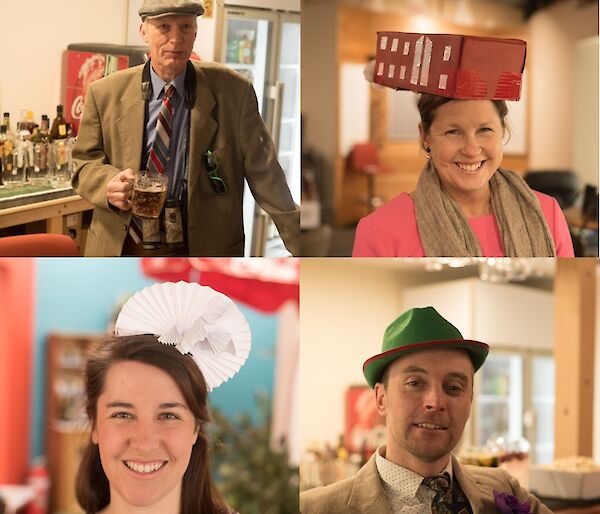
[210,390,299,514]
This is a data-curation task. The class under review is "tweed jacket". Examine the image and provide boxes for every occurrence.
[72,61,299,257]
[300,452,553,514]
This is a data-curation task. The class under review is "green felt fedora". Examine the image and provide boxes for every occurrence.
[363,306,489,388]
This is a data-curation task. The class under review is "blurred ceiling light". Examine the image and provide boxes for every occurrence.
[424,258,547,282]
[454,0,476,26]
[409,14,439,33]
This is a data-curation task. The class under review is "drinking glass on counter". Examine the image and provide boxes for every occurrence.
[51,139,71,187]
[498,437,530,488]
[460,437,530,487]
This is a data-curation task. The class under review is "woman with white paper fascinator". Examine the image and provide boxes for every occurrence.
[76,281,250,514]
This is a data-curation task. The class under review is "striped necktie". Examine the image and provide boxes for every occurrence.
[128,84,175,246]
[147,84,175,175]
[423,473,471,514]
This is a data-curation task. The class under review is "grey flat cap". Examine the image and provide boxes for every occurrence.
[139,0,204,19]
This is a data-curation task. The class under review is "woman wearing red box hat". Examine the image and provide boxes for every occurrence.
[352,33,574,258]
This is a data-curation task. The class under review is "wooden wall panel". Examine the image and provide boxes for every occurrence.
[554,259,596,458]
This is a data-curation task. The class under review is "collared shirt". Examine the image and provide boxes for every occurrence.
[143,64,190,202]
[375,447,454,514]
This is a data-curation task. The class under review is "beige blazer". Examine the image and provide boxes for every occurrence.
[300,452,554,514]
[72,61,299,256]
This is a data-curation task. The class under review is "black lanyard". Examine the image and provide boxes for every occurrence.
[140,60,196,204]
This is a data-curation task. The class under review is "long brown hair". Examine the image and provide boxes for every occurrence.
[75,335,230,514]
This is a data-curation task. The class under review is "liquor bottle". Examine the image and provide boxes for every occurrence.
[40,115,50,135]
[9,121,27,187]
[50,105,68,141]
[0,124,15,183]
[17,111,30,135]
[26,110,39,134]
[66,122,76,177]
[1,112,10,131]
[17,114,33,180]
[41,115,54,174]
[51,115,70,186]
[0,125,5,185]
[30,118,50,184]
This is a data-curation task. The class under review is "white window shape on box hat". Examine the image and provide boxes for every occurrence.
[114,281,251,391]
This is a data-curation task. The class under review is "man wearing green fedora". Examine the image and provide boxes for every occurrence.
[300,307,552,514]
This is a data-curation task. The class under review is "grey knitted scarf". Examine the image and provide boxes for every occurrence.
[414,162,556,257]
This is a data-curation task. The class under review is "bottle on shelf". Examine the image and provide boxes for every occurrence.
[0,123,15,186]
[18,111,31,138]
[0,125,5,186]
[2,112,11,132]
[227,32,240,63]
[240,31,255,65]
[26,110,38,134]
[17,112,35,181]
[39,115,54,179]
[50,105,68,141]
[66,122,76,177]
[30,115,51,185]
[50,106,71,187]
[9,121,28,188]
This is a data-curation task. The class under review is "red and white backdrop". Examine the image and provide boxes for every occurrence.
[141,258,300,464]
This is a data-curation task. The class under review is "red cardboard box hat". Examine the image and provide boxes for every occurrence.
[374,32,526,100]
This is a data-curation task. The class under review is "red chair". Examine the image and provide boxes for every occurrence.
[349,142,393,213]
[0,234,79,256]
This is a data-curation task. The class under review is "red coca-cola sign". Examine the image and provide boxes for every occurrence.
[64,51,130,134]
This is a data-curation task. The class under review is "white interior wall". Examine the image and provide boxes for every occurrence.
[473,282,553,350]
[528,0,598,171]
[299,260,404,452]
[0,0,128,122]
[401,279,554,350]
[127,0,218,61]
[400,280,475,336]
[0,0,223,121]
[300,262,560,455]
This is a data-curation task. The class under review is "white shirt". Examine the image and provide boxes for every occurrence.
[375,447,454,514]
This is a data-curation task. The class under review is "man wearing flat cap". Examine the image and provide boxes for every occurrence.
[300,307,553,514]
[73,0,299,257]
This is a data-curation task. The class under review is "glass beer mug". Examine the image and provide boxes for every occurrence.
[131,170,168,219]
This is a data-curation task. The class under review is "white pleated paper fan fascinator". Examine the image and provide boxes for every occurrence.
[115,281,251,390]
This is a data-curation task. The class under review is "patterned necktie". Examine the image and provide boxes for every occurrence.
[147,84,175,175]
[423,473,471,514]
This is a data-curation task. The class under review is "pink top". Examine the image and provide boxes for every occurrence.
[352,191,575,257]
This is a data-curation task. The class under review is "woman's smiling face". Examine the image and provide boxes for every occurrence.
[420,99,504,206]
[92,361,198,511]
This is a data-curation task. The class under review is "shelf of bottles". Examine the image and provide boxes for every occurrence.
[300,436,370,492]
[46,333,104,514]
[0,106,76,195]
[47,333,104,434]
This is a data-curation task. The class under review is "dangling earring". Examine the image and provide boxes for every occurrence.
[425,147,431,159]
